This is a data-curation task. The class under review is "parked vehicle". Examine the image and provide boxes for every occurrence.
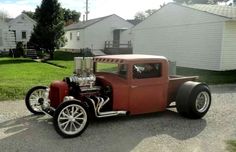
[25,54,211,138]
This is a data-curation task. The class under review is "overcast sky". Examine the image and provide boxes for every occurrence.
[0,0,173,19]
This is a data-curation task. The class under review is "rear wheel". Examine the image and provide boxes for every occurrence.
[25,86,47,115]
[53,100,89,138]
[176,84,211,119]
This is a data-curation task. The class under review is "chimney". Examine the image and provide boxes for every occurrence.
[83,15,85,22]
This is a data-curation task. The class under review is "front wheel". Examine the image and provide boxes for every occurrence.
[53,100,89,138]
[25,86,47,115]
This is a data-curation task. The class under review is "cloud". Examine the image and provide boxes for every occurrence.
[0,3,34,18]
[89,0,173,19]
[59,0,84,11]
[0,0,172,19]
[0,0,41,18]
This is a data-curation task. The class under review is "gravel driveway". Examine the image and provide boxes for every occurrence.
[0,84,236,152]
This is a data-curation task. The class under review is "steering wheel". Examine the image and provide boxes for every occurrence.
[133,66,142,79]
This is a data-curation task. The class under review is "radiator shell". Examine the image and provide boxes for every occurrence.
[49,81,69,108]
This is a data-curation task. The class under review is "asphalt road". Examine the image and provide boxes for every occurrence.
[0,84,236,152]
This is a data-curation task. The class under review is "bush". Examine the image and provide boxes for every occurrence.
[9,42,25,57]
[36,49,44,58]
[79,48,93,57]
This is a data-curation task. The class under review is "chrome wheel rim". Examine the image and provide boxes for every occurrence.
[195,91,210,113]
[58,104,87,135]
[29,89,47,112]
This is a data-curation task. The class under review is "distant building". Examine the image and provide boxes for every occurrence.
[8,13,36,45]
[0,18,15,50]
[63,14,134,54]
[0,13,36,51]
[132,3,236,71]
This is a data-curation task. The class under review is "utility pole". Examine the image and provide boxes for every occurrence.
[85,0,89,21]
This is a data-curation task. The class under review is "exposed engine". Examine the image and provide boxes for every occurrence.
[46,57,125,118]
[64,57,100,92]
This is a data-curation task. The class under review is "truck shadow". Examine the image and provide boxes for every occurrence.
[0,110,206,152]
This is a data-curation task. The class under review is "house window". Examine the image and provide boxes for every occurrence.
[77,32,80,40]
[0,29,3,46]
[22,31,27,39]
[133,63,161,79]
[70,32,72,40]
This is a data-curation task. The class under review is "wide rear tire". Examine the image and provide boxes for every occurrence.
[53,100,89,138]
[176,83,211,119]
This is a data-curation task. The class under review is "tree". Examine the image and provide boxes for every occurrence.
[134,12,146,20]
[173,0,229,4]
[145,9,158,16]
[134,9,157,21]
[23,8,80,25]
[0,11,9,21]
[62,9,80,25]
[29,0,65,59]
[22,11,36,20]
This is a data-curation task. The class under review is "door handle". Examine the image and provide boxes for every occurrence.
[131,85,137,88]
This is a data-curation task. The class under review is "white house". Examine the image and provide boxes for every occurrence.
[0,18,7,50]
[63,14,133,52]
[0,18,16,50]
[132,3,236,71]
[8,13,36,45]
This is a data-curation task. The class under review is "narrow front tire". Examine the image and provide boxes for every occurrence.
[53,100,89,138]
[25,86,47,115]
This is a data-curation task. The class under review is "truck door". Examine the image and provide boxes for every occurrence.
[129,63,168,114]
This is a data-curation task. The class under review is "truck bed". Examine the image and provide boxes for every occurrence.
[168,75,199,104]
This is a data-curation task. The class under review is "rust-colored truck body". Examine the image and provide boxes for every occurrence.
[94,55,198,115]
[25,54,211,138]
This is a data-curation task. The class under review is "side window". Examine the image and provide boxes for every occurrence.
[22,31,27,39]
[77,32,80,40]
[118,64,128,79]
[0,29,2,46]
[70,32,72,40]
[133,63,161,79]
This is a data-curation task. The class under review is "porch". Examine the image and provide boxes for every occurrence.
[104,40,133,55]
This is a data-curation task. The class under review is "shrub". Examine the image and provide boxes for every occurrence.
[13,42,25,57]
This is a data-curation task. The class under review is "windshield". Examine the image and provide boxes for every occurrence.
[96,63,128,79]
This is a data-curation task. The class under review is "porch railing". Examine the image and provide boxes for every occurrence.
[105,41,132,49]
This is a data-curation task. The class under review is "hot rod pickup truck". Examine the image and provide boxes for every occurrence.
[25,54,211,138]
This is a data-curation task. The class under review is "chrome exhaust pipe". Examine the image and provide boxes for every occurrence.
[87,96,127,118]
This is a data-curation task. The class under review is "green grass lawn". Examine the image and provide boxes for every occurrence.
[227,140,236,152]
[0,57,72,101]
[0,51,115,101]
[0,51,80,101]
[1,51,236,101]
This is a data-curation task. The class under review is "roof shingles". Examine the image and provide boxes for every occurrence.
[184,4,236,19]
[65,15,112,31]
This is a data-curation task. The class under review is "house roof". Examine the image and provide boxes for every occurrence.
[183,4,236,19]
[65,15,113,31]
[4,18,14,22]
[8,13,36,25]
